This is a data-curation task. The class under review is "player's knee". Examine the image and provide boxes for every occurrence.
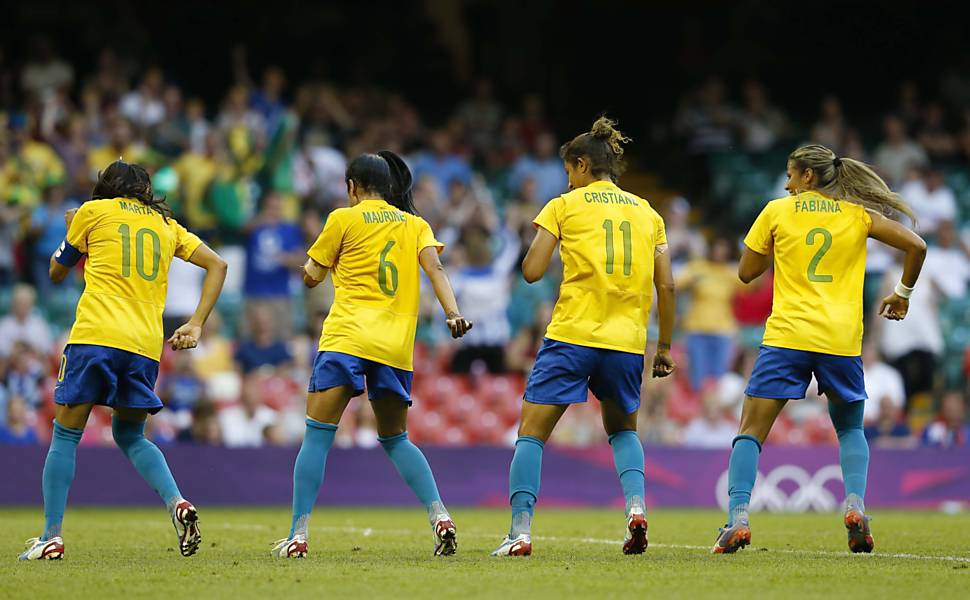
[111,418,147,450]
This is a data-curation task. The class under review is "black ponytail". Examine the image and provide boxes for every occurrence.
[377,150,416,214]
[92,160,173,221]
[345,150,417,215]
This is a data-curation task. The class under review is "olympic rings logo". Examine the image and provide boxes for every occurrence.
[716,464,845,512]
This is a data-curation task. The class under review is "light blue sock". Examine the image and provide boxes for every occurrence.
[112,418,182,512]
[290,418,338,538]
[608,430,645,513]
[41,421,83,540]
[727,434,761,526]
[378,431,443,516]
[508,436,544,537]
[829,400,869,510]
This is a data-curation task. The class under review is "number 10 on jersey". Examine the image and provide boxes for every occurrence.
[603,219,632,276]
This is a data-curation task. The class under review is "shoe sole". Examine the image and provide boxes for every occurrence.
[845,512,874,553]
[434,526,458,557]
[712,527,751,554]
[623,516,648,555]
[176,505,202,557]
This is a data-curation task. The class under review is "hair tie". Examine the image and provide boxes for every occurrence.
[833,157,843,168]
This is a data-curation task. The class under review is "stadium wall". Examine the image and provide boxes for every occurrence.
[2,446,967,511]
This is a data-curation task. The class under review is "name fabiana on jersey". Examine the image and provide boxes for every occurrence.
[794,197,842,213]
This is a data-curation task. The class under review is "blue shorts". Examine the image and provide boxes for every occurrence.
[746,345,867,402]
[54,344,163,414]
[524,338,644,414]
[308,351,413,404]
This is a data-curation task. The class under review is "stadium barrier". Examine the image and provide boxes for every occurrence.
[2,446,967,510]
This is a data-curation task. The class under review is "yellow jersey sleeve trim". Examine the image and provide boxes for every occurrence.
[533,196,562,239]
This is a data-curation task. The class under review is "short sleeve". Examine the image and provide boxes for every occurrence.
[174,221,204,261]
[417,217,444,255]
[65,203,100,254]
[743,202,775,255]
[533,196,563,239]
[307,212,344,268]
[861,207,873,232]
[654,213,668,246]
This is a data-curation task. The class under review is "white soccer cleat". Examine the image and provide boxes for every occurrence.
[490,533,532,557]
[432,516,458,556]
[272,536,308,558]
[19,537,64,561]
[172,499,202,557]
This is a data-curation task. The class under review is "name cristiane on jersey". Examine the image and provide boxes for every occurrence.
[794,198,842,213]
[362,210,407,224]
[584,191,639,206]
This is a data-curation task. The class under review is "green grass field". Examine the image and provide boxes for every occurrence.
[2,507,969,599]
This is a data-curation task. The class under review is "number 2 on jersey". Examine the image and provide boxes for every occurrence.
[805,227,833,283]
[378,240,399,296]
[602,219,632,276]
[118,224,161,281]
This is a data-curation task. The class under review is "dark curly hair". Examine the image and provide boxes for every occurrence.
[91,160,173,220]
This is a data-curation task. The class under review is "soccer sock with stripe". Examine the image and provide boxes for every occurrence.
[829,400,869,510]
[112,418,182,511]
[378,431,446,521]
[508,435,544,537]
[290,418,338,538]
[41,421,83,541]
[727,434,761,526]
[608,430,646,514]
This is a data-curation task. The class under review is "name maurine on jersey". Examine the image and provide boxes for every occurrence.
[794,198,842,214]
[362,210,408,224]
[584,191,639,206]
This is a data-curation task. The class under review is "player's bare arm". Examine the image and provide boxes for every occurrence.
[168,244,228,351]
[521,226,558,283]
[418,246,472,338]
[652,247,676,378]
[867,209,927,321]
[738,245,772,284]
[302,257,328,288]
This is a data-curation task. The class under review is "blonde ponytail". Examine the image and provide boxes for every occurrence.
[789,144,917,224]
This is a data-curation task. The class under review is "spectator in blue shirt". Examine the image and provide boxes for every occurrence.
[30,184,79,298]
[922,391,970,448]
[0,394,38,445]
[234,305,293,374]
[508,132,567,203]
[410,129,472,198]
[243,193,304,337]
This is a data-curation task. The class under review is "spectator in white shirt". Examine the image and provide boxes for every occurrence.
[218,379,279,448]
[0,285,53,358]
[861,343,906,424]
[923,220,970,298]
[682,391,738,449]
[899,166,958,235]
[873,115,928,188]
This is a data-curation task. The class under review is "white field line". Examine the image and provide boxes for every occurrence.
[138,520,970,563]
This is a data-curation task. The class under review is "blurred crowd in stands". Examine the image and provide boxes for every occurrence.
[1,39,968,449]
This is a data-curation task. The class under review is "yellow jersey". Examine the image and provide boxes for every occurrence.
[679,259,741,334]
[744,191,872,356]
[63,198,203,360]
[307,198,443,371]
[534,180,667,355]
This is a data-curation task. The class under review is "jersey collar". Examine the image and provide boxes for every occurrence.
[587,180,616,188]
[358,198,390,207]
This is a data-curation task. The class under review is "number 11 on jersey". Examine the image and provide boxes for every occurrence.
[603,219,632,276]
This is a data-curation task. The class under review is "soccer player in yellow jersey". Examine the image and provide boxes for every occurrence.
[491,118,677,557]
[712,145,927,555]
[19,161,227,561]
[272,151,472,559]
